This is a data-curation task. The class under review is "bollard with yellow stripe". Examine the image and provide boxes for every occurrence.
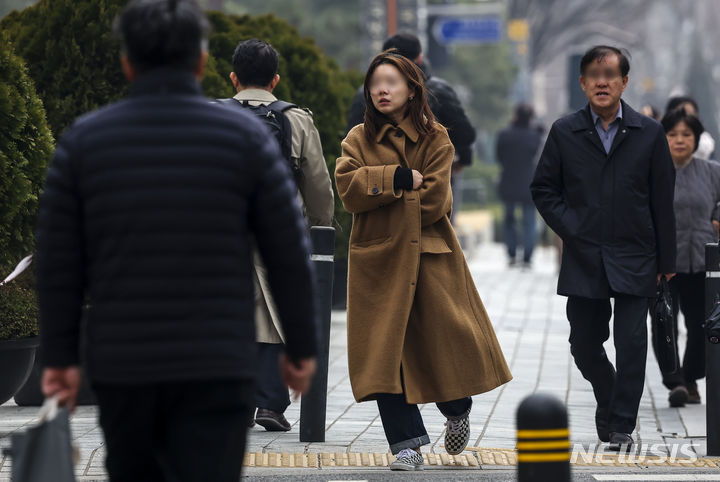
[516,393,570,481]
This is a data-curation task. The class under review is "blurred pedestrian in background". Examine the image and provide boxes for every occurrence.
[496,103,542,268]
[532,45,676,451]
[224,38,334,432]
[653,108,720,407]
[641,104,661,121]
[336,51,511,472]
[36,1,317,480]
[665,96,716,160]
[345,33,476,219]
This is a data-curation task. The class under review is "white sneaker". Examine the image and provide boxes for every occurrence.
[390,448,424,471]
[444,413,470,455]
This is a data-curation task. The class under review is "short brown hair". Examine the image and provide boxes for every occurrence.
[363,50,437,143]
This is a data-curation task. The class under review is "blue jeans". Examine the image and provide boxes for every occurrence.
[503,202,537,263]
[376,393,472,454]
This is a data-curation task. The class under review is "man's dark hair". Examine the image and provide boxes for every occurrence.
[114,0,210,73]
[580,45,630,77]
[513,103,534,127]
[665,96,699,116]
[382,33,422,61]
[661,108,704,152]
[232,39,279,88]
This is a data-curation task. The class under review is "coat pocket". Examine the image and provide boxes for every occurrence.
[351,236,391,249]
[420,236,452,254]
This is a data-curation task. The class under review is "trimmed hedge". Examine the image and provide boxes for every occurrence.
[0,0,128,139]
[0,272,38,340]
[0,40,53,339]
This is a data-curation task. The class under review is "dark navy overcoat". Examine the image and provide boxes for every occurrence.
[531,101,676,298]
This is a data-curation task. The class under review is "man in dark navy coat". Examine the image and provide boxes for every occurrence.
[531,46,676,451]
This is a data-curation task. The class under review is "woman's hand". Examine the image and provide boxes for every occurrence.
[411,170,423,190]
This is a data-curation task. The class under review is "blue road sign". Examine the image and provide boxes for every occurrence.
[432,16,502,45]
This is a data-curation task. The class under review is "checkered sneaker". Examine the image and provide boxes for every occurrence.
[390,448,424,471]
[444,414,470,455]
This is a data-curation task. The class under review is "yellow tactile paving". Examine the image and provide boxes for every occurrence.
[241,448,720,468]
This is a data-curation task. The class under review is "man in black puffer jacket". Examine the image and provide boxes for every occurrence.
[35,1,317,480]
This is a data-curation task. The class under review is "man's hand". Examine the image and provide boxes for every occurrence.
[41,366,82,412]
[411,170,423,190]
[279,355,317,401]
[657,273,676,284]
[713,220,719,237]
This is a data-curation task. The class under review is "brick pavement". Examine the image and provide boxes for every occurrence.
[0,243,712,479]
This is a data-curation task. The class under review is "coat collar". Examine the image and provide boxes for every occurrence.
[375,116,420,144]
[568,100,643,158]
[233,88,278,103]
[569,99,642,132]
[129,68,203,97]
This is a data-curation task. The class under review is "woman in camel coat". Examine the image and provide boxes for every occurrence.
[335,51,511,471]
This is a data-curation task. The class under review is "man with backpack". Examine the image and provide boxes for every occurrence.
[225,38,334,431]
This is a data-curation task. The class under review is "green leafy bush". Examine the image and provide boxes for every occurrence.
[0,272,39,340]
[0,41,53,339]
[0,0,128,139]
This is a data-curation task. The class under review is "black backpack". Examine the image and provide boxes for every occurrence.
[219,98,302,185]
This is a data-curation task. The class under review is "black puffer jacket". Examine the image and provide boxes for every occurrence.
[36,69,317,384]
[346,75,476,165]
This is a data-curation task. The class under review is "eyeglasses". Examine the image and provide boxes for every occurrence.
[583,70,623,82]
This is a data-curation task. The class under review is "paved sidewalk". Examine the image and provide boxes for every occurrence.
[0,242,714,479]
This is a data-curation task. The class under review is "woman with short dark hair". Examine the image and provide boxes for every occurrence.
[655,108,720,407]
[335,51,511,471]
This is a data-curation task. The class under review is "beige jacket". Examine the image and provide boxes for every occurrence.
[233,89,334,344]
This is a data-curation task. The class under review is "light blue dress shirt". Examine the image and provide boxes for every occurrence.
[590,103,623,154]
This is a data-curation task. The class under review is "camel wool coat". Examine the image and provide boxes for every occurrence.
[336,117,512,404]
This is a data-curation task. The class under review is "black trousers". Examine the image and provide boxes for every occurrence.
[93,379,255,482]
[652,272,706,389]
[566,294,649,434]
[255,342,291,413]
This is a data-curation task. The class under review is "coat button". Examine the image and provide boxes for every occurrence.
[372,187,379,194]
[395,131,404,138]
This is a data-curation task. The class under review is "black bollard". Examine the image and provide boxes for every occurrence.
[705,243,720,456]
[300,226,335,442]
[516,393,571,482]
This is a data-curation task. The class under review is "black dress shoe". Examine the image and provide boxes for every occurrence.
[255,408,292,432]
[607,432,633,452]
[668,385,689,407]
[687,382,701,404]
[595,406,610,442]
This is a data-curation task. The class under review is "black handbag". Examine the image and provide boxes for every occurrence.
[651,276,679,373]
[706,294,720,344]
